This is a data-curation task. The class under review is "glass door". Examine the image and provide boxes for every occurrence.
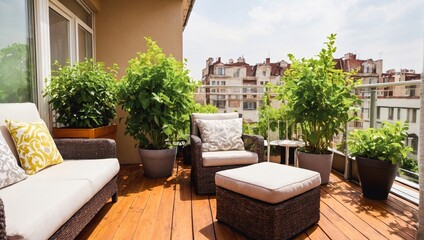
[0,0,36,103]
[49,0,94,66]
[77,21,93,61]
[49,6,72,66]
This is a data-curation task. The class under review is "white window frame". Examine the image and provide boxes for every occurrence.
[49,0,94,65]
[75,16,94,61]
[33,0,94,127]
[217,67,225,75]
[49,2,75,63]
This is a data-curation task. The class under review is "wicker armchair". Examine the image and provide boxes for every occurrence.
[190,113,264,195]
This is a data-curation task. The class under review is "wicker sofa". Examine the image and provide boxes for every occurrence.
[190,113,264,195]
[0,103,120,239]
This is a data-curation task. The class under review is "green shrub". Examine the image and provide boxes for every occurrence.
[194,103,218,113]
[44,59,118,128]
[118,37,196,149]
[278,34,361,154]
[347,121,413,165]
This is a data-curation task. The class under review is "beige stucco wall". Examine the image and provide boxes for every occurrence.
[95,0,184,164]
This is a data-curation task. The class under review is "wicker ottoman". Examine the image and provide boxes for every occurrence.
[215,162,321,240]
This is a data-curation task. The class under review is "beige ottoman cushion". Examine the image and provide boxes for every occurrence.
[215,162,321,204]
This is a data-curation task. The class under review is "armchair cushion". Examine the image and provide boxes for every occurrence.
[202,150,258,167]
[191,112,239,136]
[196,118,244,152]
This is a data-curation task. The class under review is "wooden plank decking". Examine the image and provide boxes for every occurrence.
[77,162,418,240]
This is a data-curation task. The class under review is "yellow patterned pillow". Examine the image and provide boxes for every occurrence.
[5,120,63,175]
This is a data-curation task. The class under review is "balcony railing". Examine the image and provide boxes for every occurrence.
[195,79,423,197]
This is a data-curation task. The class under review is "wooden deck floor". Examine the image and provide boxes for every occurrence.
[77,161,418,240]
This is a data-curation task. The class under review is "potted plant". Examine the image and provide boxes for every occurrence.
[278,34,361,184]
[118,37,196,178]
[44,59,119,139]
[348,121,412,199]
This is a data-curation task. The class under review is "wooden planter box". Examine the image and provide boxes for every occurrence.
[53,124,117,140]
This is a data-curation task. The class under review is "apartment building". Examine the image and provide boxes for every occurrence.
[335,53,421,155]
[200,57,289,122]
[334,53,383,129]
[377,69,421,156]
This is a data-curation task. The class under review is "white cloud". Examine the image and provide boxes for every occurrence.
[184,0,424,80]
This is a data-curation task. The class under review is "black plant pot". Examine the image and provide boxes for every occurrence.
[356,156,398,200]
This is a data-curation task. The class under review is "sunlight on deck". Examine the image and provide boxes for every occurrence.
[77,161,418,240]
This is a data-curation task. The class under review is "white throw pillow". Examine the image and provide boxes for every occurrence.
[196,118,245,152]
[0,133,27,188]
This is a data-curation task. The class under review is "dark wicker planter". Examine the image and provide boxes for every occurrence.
[356,156,398,200]
[297,151,333,184]
[138,148,176,178]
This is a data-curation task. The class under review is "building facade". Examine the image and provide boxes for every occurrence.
[377,69,421,156]
[200,57,289,122]
[335,53,421,156]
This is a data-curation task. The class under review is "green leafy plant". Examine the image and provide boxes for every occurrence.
[278,34,361,154]
[258,83,285,139]
[44,58,118,128]
[194,103,218,113]
[118,37,196,150]
[243,121,257,135]
[347,121,413,165]
[401,157,418,173]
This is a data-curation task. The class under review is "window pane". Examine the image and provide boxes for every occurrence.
[0,0,36,103]
[49,8,70,66]
[78,25,92,61]
[59,0,92,28]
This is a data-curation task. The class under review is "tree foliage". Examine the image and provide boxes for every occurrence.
[194,103,218,113]
[0,43,32,102]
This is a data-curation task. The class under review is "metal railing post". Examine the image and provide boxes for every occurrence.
[344,123,351,179]
[369,87,377,128]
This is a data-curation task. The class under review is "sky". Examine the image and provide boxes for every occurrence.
[183,0,424,81]
[0,0,28,49]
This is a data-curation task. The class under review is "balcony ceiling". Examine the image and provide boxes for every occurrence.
[182,0,195,29]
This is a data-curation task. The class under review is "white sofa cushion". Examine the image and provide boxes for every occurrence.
[0,180,94,240]
[31,158,120,193]
[0,158,119,239]
[0,103,42,161]
[215,162,321,204]
[202,150,258,167]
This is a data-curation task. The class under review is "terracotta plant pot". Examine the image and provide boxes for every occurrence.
[297,151,333,184]
[356,156,398,200]
[138,148,176,178]
[53,124,117,140]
